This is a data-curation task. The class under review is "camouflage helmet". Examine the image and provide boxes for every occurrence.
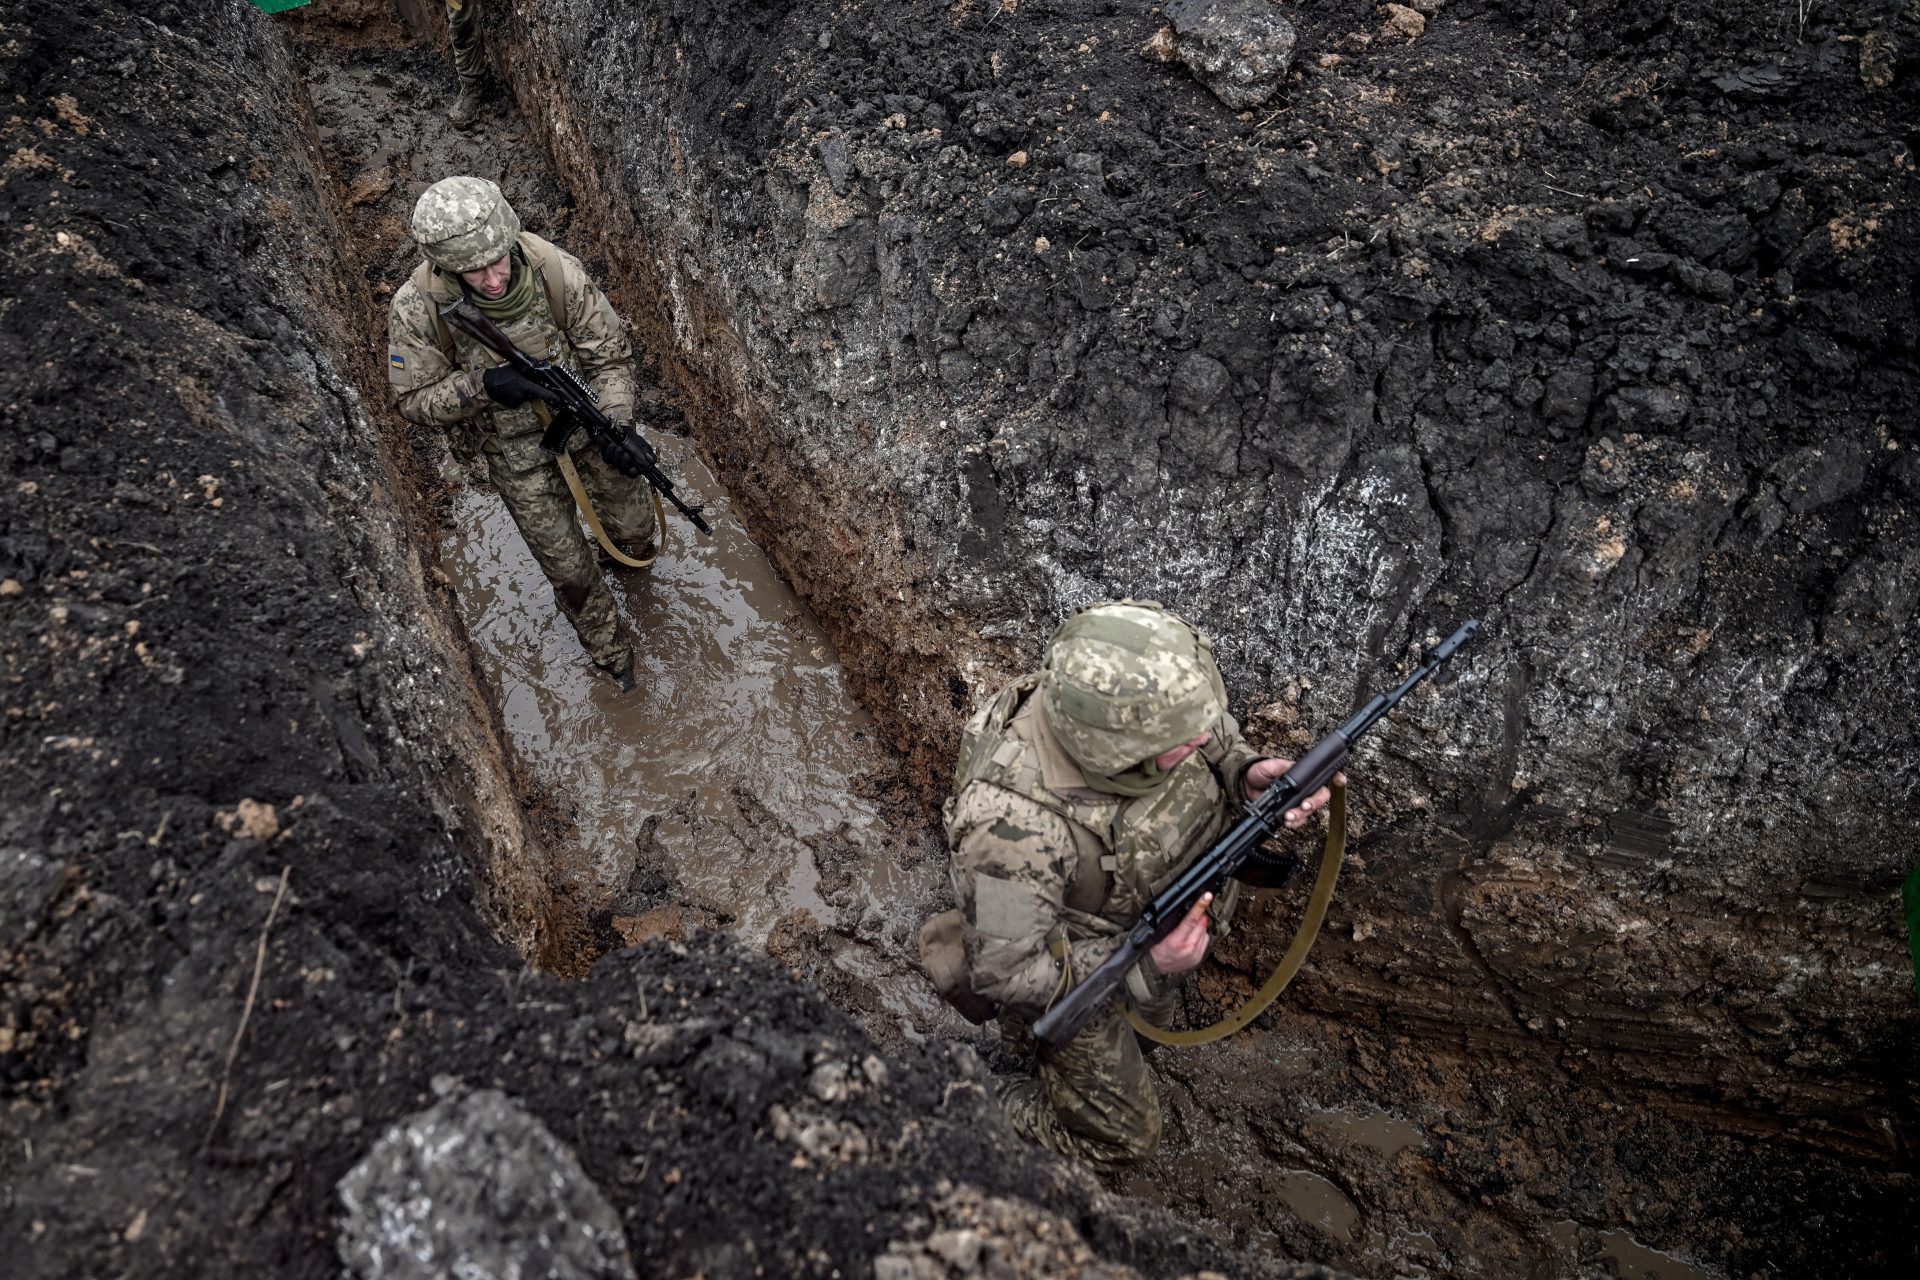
[410,176,521,273]
[1039,600,1227,776]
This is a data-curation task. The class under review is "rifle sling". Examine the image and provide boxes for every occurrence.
[541,402,668,568]
[1123,780,1347,1047]
[555,451,667,569]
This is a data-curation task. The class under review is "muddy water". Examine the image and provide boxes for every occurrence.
[441,439,901,942]
[1547,1220,1716,1280]
[292,38,940,983]
[1304,1106,1425,1157]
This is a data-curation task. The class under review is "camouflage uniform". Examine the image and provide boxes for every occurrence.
[446,1,483,87]
[445,1,484,126]
[387,177,653,677]
[935,602,1264,1170]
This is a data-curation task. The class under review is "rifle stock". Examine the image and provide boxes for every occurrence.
[1036,925,1154,1046]
[1030,620,1479,1048]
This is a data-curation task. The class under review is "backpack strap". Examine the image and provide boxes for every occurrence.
[408,259,456,358]
[948,674,1117,915]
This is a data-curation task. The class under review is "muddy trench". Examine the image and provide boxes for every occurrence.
[4,1,1916,1278]
[286,17,1438,1272]
[288,10,958,1030]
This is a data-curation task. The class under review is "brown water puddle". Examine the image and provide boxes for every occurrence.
[440,437,902,944]
[1304,1106,1425,1157]
[1546,1220,1717,1280]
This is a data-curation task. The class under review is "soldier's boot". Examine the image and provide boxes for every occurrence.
[447,79,485,129]
[445,0,486,128]
[596,643,636,692]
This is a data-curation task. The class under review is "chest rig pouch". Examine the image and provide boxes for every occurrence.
[409,233,578,474]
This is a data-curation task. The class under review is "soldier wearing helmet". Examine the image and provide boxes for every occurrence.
[387,175,657,688]
[928,601,1336,1168]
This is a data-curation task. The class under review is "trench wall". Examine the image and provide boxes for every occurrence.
[0,0,549,1270]
[493,0,1920,1155]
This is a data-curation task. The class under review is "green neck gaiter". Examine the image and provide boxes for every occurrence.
[1081,757,1174,798]
[442,246,537,323]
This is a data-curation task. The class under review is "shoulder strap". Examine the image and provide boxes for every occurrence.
[518,232,569,328]
[408,260,456,357]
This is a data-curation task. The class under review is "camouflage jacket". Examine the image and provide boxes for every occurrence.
[385,232,635,471]
[942,674,1264,1024]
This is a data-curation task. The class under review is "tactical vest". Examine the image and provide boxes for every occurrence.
[408,232,578,469]
[943,674,1237,928]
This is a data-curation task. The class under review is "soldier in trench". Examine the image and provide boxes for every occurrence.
[926,600,1337,1169]
[386,175,656,688]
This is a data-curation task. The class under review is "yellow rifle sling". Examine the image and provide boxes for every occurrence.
[537,402,668,568]
[1124,780,1347,1047]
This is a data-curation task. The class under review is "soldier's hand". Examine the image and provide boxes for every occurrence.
[1146,892,1211,975]
[600,426,654,479]
[1244,758,1343,830]
[481,366,559,408]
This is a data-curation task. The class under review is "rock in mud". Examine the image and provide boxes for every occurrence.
[875,1184,1143,1280]
[337,1088,635,1280]
[1164,0,1298,111]
[1382,4,1427,42]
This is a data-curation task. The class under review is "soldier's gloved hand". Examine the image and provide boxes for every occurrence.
[481,367,558,408]
[600,425,654,479]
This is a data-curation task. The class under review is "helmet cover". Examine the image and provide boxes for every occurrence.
[411,175,521,273]
[1039,600,1227,776]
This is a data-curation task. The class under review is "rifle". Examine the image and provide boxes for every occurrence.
[1032,619,1479,1048]
[439,295,713,536]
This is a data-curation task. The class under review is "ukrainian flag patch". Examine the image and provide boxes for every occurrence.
[389,351,406,370]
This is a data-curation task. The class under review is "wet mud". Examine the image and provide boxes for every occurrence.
[442,466,899,940]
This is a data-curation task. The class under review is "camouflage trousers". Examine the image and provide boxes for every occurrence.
[446,0,483,87]
[485,438,656,673]
[994,995,1174,1172]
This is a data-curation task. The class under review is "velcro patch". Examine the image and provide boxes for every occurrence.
[973,874,1047,942]
[388,352,406,370]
